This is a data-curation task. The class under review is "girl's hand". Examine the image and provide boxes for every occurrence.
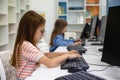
[67,50,81,59]
[75,38,81,42]
[68,53,81,59]
[68,50,78,54]
[74,42,81,45]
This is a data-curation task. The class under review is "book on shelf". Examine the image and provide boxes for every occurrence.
[77,14,84,24]
[79,15,84,24]
[58,6,65,15]
[69,7,84,10]
[86,7,98,17]
[86,0,99,4]
[86,10,92,18]
[68,16,84,24]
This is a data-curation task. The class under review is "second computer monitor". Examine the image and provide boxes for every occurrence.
[90,15,99,38]
[98,16,107,43]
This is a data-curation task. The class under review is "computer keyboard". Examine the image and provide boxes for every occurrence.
[61,57,89,72]
[67,45,87,54]
[55,71,105,80]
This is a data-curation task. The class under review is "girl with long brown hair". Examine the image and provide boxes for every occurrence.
[50,19,81,52]
[10,11,80,80]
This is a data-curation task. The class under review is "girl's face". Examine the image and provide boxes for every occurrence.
[61,26,67,33]
[34,24,45,43]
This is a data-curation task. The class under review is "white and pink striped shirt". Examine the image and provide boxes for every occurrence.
[16,41,44,80]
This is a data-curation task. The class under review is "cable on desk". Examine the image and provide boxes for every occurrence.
[87,66,112,72]
[87,63,110,66]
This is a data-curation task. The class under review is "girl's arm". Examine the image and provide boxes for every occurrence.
[39,53,80,68]
[44,52,65,58]
[44,50,77,58]
[55,36,81,46]
[55,35,73,46]
[21,42,80,68]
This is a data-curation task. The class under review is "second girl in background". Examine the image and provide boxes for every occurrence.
[50,19,82,52]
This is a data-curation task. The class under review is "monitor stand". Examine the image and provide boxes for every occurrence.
[81,39,86,46]
[98,48,103,52]
[88,39,97,42]
[91,42,103,46]
[87,36,98,42]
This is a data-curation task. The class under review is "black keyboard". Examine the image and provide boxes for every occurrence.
[55,71,105,80]
[67,45,87,54]
[61,57,89,72]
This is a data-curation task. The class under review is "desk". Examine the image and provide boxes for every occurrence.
[25,42,120,80]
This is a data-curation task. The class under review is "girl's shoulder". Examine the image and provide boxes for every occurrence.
[55,34,63,38]
[21,41,35,49]
[22,41,33,45]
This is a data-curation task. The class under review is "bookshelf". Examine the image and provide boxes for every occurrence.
[20,0,26,11]
[57,0,106,39]
[58,0,67,20]
[16,0,20,13]
[0,0,8,51]
[8,0,17,50]
[16,0,20,25]
[57,0,86,38]
[0,0,30,51]
[86,0,100,23]
[26,0,30,10]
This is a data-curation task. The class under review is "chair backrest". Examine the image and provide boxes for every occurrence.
[64,32,76,40]
[0,58,6,80]
[37,38,49,52]
[0,50,16,80]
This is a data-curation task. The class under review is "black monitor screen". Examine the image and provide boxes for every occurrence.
[80,23,91,39]
[98,16,107,43]
[101,6,120,66]
[90,16,99,37]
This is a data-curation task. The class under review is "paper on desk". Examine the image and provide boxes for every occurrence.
[31,64,70,79]
[25,76,57,80]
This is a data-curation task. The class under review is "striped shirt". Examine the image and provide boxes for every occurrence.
[16,41,44,80]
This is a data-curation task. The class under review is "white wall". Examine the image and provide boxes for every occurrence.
[30,0,57,44]
[100,0,107,17]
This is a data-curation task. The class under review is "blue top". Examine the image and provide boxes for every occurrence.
[50,34,75,52]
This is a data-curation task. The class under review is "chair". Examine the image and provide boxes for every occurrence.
[0,50,16,80]
[0,58,6,80]
[64,32,76,40]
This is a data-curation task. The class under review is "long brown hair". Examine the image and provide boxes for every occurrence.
[50,19,67,46]
[10,10,46,67]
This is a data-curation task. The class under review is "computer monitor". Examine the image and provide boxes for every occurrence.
[91,16,107,46]
[80,23,91,39]
[89,15,99,39]
[101,6,120,66]
[98,16,107,44]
